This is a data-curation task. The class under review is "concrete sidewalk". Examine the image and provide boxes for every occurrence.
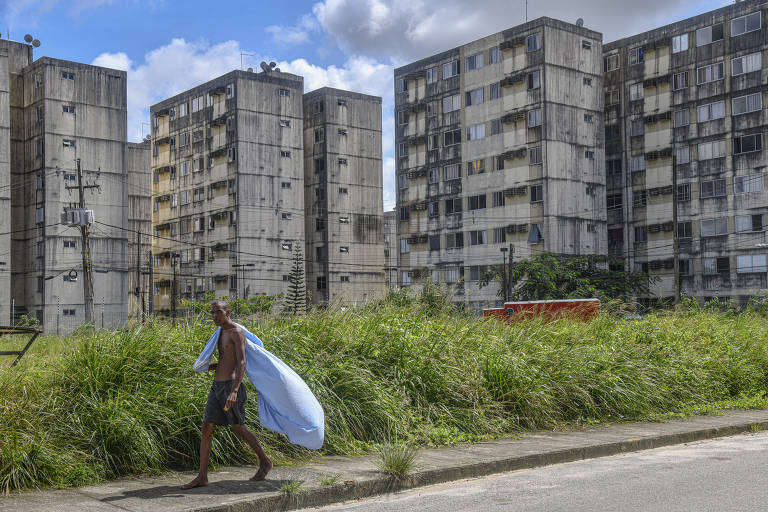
[3,409,768,512]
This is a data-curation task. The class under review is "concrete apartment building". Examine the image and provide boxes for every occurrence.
[126,140,152,321]
[604,0,768,306]
[394,18,606,309]
[150,70,306,312]
[302,87,385,305]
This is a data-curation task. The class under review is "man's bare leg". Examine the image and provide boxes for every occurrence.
[232,424,273,481]
[182,422,215,489]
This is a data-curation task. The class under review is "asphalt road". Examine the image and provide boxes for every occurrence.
[311,431,768,511]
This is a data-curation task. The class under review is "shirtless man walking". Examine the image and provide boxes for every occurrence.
[182,301,272,489]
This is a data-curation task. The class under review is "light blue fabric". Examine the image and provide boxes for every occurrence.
[193,323,324,450]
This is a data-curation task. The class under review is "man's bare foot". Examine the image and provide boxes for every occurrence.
[250,459,273,481]
[181,475,209,489]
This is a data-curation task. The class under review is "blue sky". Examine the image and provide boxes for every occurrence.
[2,0,730,209]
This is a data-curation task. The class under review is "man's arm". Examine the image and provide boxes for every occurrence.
[225,329,247,411]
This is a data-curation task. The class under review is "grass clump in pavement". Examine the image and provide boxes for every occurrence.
[321,473,342,486]
[3,290,768,492]
[376,444,418,479]
[280,479,305,495]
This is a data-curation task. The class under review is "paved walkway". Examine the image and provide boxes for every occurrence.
[3,409,768,512]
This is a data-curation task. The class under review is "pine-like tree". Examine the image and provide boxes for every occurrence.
[284,246,308,314]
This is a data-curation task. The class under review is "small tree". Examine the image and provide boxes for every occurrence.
[284,246,308,314]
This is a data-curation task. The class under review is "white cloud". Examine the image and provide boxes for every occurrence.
[266,14,319,45]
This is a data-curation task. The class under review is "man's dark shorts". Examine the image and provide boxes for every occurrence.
[203,380,247,425]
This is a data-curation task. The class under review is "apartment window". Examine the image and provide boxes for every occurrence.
[675,221,693,239]
[672,71,688,91]
[584,114,594,124]
[630,119,644,136]
[495,155,505,171]
[178,102,188,117]
[700,178,726,198]
[446,232,464,249]
[631,155,645,172]
[697,24,724,46]
[396,77,407,93]
[338,158,348,165]
[445,198,462,215]
[180,160,190,176]
[206,93,214,107]
[61,71,75,80]
[468,194,486,210]
[63,309,76,316]
[62,105,75,114]
[339,187,348,194]
[673,109,690,128]
[732,92,762,115]
[529,146,542,165]
[339,246,349,253]
[444,129,461,146]
[62,139,75,147]
[339,275,350,283]
[428,201,439,217]
[279,88,290,97]
[467,159,485,175]
[489,46,502,64]
[313,100,324,113]
[703,257,730,275]
[466,87,484,106]
[607,193,622,209]
[442,94,461,113]
[399,238,410,254]
[428,168,439,184]
[634,226,648,242]
[493,191,505,207]
[279,119,291,127]
[697,62,724,84]
[280,181,292,190]
[314,128,324,143]
[732,52,762,75]
[467,123,486,141]
[736,214,765,233]
[606,159,622,177]
[191,96,203,112]
[444,164,461,181]
[489,82,502,100]
[527,70,541,90]
[735,174,764,194]
[426,67,438,83]
[605,89,620,105]
[398,174,409,190]
[528,108,542,127]
[469,230,487,246]
[398,143,408,157]
[280,213,292,221]
[399,207,409,221]
[280,150,291,158]
[317,276,327,290]
[466,52,484,71]
[629,47,644,65]
[697,101,725,122]
[226,84,234,98]
[698,140,726,160]
[701,217,728,236]
[629,82,643,101]
[401,271,412,286]
[526,33,541,52]
[582,40,593,50]
[734,134,763,155]
[672,33,689,53]
[604,54,620,72]
[633,190,647,207]
[443,60,459,78]
[737,254,767,273]
[169,107,176,121]
[428,234,441,251]
[677,183,692,202]
[63,240,76,249]
[490,119,503,136]
[64,173,75,182]
[490,227,505,244]
[676,146,690,165]
[731,11,761,36]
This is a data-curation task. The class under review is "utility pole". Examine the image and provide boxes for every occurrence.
[136,230,141,326]
[500,247,509,303]
[672,154,680,305]
[171,252,179,322]
[147,250,154,315]
[64,158,98,324]
[508,243,515,301]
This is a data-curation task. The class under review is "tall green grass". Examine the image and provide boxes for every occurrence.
[2,293,768,492]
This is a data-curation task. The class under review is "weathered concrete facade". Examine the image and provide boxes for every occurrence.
[126,140,151,320]
[302,87,385,305]
[394,18,606,310]
[150,70,305,311]
[604,0,768,306]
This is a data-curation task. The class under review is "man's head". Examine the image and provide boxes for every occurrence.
[210,300,230,326]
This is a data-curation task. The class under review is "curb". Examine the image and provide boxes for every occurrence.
[193,420,768,512]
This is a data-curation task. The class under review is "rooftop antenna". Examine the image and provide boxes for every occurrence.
[240,52,253,70]
[576,18,584,27]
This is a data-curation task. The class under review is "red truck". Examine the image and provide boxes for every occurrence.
[483,298,600,323]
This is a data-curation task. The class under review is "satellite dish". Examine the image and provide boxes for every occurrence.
[576,18,584,27]
[274,68,281,73]
[247,67,253,72]
[260,61,270,72]
[32,39,40,47]
[269,61,276,69]
[24,34,33,43]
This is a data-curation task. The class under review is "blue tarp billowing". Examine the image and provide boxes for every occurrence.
[193,323,324,450]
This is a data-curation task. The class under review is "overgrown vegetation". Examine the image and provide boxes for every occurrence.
[3,289,768,493]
